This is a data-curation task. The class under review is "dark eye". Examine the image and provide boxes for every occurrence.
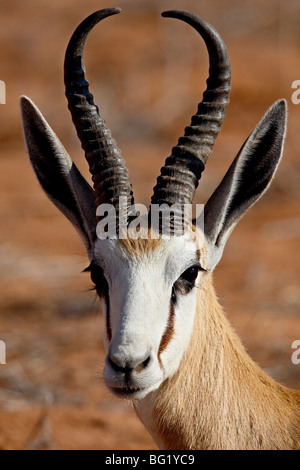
[180,266,200,284]
[172,265,202,304]
[86,262,108,298]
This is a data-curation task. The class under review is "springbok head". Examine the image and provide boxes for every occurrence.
[21,9,287,399]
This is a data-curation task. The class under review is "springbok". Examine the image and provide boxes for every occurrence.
[20,8,300,450]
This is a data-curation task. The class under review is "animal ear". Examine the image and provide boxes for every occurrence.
[204,99,287,270]
[20,96,97,255]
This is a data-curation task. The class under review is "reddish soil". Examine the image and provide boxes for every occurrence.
[0,0,299,450]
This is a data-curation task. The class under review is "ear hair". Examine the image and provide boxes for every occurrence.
[20,96,97,256]
[204,99,287,270]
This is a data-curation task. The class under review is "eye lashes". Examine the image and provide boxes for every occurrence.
[171,263,206,303]
[84,261,108,298]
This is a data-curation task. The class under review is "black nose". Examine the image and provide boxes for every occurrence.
[108,354,151,374]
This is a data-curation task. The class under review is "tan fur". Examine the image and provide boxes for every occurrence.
[115,231,299,449]
[117,225,201,260]
[151,275,300,450]
[118,228,162,258]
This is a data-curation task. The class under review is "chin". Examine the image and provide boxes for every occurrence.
[107,382,162,400]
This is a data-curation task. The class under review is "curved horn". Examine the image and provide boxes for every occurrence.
[64,8,133,229]
[151,10,231,208]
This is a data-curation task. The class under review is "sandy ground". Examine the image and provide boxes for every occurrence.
[0,0,299,450]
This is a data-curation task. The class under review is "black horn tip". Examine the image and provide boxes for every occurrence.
[91,7,122,18]
[93,7,122,17]
[161,10,229,65]
[161,10,205,24]
[162,10,195,19]
[65,8,122,63]
[75,7,122,31]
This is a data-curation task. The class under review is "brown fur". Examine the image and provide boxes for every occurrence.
[158,303,175,358]
[152,275,300,450]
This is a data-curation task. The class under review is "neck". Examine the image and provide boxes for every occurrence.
[135,275,300,450]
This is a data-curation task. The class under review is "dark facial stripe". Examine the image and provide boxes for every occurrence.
[158,301,175,364]
[86,261,112,341]
[104,290,112,342]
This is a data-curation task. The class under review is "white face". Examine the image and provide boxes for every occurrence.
[91,230,206,400]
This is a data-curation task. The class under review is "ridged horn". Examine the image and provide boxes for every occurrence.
[151,10,231,208]
[64,8,134,229]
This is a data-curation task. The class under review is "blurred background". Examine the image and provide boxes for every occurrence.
[0,0,299,450]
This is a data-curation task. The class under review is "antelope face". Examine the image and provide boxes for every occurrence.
[21,8,287,404]
[91,232,206,399]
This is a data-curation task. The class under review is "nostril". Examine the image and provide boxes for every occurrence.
[142,355,151,368]
[134,355,151,374]
[108,356,132,373]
